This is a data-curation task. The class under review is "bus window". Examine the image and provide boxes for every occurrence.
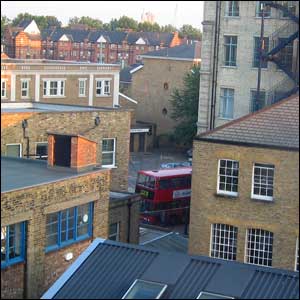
[137,174,156,189]
[171,177,187,188]
[159,179,171,190]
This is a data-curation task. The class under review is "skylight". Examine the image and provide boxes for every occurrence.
[122,279,167,299]
[197,292,234,299]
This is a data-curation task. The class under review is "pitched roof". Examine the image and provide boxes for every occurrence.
[126,32,174,46]
[197,94,299,150]
[18,19,32,29]
[120,63,143,83]
[42,238,299,299]
[141,41,201,60]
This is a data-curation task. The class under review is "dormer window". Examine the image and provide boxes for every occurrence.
[122,279,167,299]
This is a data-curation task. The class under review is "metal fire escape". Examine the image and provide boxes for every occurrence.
[259,1,299,105]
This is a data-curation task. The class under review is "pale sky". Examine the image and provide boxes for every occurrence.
[1,1,204,30]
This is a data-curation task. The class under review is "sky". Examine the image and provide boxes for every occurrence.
[1,1,204,30]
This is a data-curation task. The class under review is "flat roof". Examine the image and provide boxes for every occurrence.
[1,156,103,193]
[1,102,122,113]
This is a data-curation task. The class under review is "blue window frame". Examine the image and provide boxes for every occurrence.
[220,88,234,119]
[224,36,237,66]
[1,222,26,269]
[45,202,93,252]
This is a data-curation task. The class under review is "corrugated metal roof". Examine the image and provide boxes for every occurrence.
[43,239,299,299]
[197,94,299,150]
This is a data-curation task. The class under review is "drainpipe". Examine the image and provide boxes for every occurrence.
[127,198,132,243]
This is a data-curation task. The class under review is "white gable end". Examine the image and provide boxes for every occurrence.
[59,34,69,41]
[135,37,146,45]
[97,35,107,43]
[23,20,40,35]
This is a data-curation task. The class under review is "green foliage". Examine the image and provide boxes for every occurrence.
[161,24,177,33]
[169,65,200,145]
[138,21,160,32]
[115,16,138,31]
[179,24,202,41]
[1,15,11,40]
[68,16,103,29]
[11,13,61,31]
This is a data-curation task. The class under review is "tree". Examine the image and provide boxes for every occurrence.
[179,24,202,41]
[12,13,61,31]
[68,16,103,30]
[161,24,177,33]
[169,65,200,145]
[1,15,11,40]
[115,16,138,31]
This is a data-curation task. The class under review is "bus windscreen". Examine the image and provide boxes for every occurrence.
[137,174,156,189]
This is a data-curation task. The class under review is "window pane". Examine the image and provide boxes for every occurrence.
[77,204,90,237]
[46,213,58,247]
[6,145,21,158]
[220,88,234,119]
[102,139,114,152]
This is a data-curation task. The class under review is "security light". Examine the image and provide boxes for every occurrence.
[95,116,101,126]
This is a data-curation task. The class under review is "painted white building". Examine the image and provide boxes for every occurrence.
[197,1,299,133]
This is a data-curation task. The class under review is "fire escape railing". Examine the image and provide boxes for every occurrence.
[261,1,299,104]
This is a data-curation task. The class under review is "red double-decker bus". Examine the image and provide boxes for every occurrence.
[135,167,192,225]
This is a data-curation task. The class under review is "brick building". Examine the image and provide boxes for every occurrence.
[1,58,121,108]
[1,102,141,298]
[189,94,299,272]
[4,20,42,59]
[4,20,183,65]
[197,1,299,134]
[127,42,201,147]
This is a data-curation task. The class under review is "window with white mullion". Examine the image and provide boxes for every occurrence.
[211,224,238,260]
[96,80,102,96]
[43,80,65,97]
[102,138,116,167]
[245,228,273,267]
[1,80,7,98]
[217,159,239,196]
[21,79,29,98]
[252,163,274,201]
[78,79,86,97]
[226,1,239,17]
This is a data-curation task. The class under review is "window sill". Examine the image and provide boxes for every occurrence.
[224,16,240,19]
[43,96,66,98]
[218,117,234,121]
[78,95,87,98]
[215,192,238,199]
[96,95,111,97]
[45,235,91,253]
[251,196,274,202]
[102,165,118,169]
[221,66,237,69]
[1,258,25,270]
[251,67,269,71]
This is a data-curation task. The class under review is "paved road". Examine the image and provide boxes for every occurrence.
[128,149,188,192]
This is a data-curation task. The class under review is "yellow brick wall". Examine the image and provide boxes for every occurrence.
[189,140,299,271]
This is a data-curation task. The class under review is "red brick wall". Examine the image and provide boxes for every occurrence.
[42,239,92,295]
[1,262,25,299]
[71,136,97,169]
[47,135,55,167]
[1,112,35,128]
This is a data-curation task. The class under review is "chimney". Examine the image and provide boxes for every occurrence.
[47,133,97,171]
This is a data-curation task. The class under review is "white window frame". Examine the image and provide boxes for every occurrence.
[210,224,238,261]
[78,78,87,97]
[20,78,30,99]
[295,237,299,272]
[95,79,111,97]
[102,138,116,168]
[251,163,275,201]
[217,159,239,196]
[219,88,234,120]
[1,79,7,99]
[42,79,66,98]
[6,143,22,158]
[35,142,48,159]
[109,222,120,241]
[197,292,234,299]
[122,279,167,299]
[244,228,273,267]
[225,1,239,17]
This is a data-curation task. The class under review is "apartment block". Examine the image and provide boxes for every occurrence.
[1,58,121,108]
[189,94,299,272]
[198,1,299,133]
[4,20,183,65]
